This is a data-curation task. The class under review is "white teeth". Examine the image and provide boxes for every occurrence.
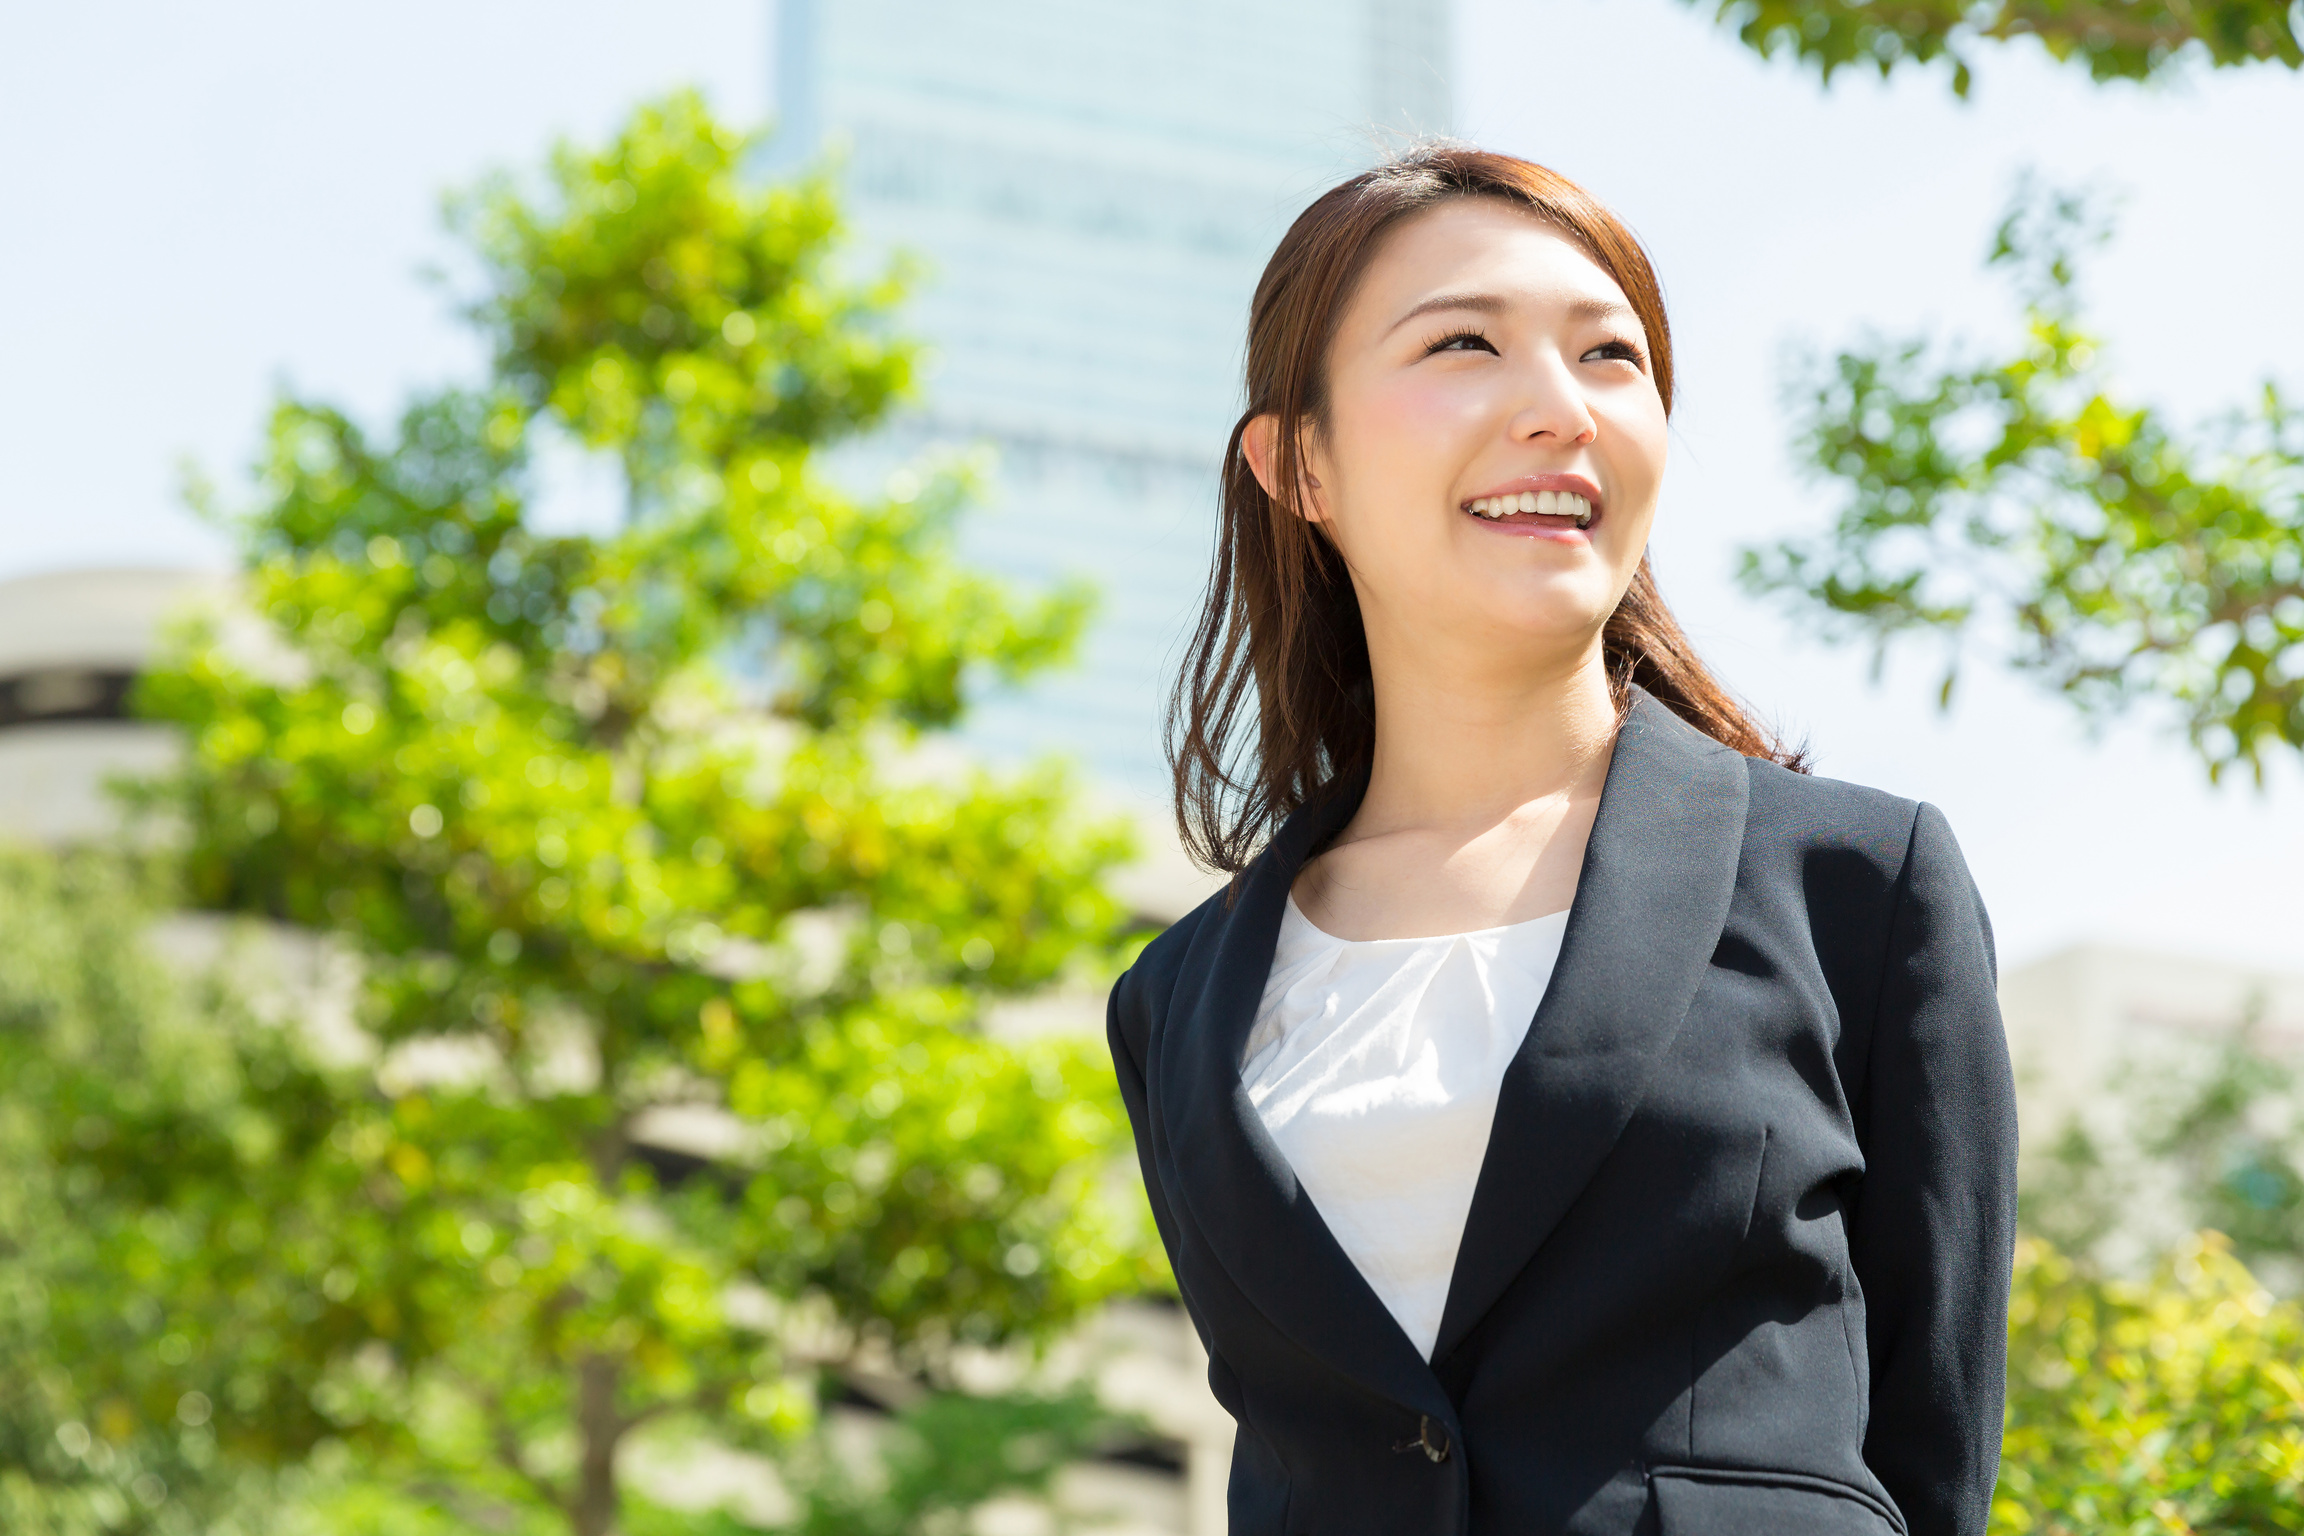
[1463,491,1598,525]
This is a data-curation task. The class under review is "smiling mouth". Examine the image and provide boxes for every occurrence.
[1461,489,1596,528]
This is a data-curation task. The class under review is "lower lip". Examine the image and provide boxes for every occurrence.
[1461,510,1596,543]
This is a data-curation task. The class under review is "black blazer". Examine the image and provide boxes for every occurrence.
[1106,691,2018,1536]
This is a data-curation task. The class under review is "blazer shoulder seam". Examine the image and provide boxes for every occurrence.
[1743,754,1919,825]
[1860,800,1931,1044]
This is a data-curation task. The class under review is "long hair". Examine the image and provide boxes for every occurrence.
[1166,144,1805,876]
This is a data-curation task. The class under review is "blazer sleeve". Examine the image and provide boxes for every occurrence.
[1849,802,2019,1536]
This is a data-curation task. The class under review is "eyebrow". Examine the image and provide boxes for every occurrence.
[1384,290,1639,336]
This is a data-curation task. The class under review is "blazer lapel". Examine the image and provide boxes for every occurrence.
[1151,761,1457,1420]
[1431,690,1752,1362]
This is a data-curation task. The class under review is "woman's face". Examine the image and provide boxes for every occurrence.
[1261,198,1668,667]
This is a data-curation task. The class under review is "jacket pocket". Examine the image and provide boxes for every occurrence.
[1647,1465,1904,1536]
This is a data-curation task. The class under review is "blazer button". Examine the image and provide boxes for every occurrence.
[1391,1414,1451,1463]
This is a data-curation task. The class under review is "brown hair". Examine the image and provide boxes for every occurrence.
[1166,144,1805,875]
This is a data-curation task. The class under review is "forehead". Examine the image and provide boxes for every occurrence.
[1347,197,1634,334]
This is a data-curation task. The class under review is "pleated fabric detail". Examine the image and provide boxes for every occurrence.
[1241,894,1567,1360]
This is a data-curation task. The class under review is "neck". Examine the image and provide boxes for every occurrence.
[1349,628,1618,842]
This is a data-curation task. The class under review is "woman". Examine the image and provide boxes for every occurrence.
[1106,147,2017,1536]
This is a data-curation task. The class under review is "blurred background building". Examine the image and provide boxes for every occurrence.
[0,568,204,844]
[777,0,1450,790]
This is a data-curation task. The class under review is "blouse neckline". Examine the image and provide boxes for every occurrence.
[1283,891,1571,948]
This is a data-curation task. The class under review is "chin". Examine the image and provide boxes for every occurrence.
[1497,615,1612,653]
[1470,574,1619,640]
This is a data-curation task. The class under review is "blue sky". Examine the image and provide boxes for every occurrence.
[2,0,2298,968]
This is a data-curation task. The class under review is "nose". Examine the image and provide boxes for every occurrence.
[1505,351,1597,447]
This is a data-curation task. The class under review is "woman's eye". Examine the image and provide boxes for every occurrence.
[1425,330,1498,357]
[1582,339,1645,368]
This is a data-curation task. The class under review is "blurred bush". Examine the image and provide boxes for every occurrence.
[1996,1233,2304,1534]
[0,849,284,1535]
[0,91,1158,1536]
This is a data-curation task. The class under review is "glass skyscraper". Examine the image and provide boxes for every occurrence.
[772,0,1452,793]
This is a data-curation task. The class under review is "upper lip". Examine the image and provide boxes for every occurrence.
[1460,473,1604,517]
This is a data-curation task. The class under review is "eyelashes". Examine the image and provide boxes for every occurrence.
[1418,328,1649,370]
[1422,328,1497,357]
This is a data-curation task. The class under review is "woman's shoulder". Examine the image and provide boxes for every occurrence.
[1739,754,1982,909]
[1740,754,1954,870]
[1107,889,1224,1049]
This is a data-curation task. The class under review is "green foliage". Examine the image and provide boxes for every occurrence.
[274,1386,1126,1536]
[1740,181,2304,780]
[0,850,277,1536]
[768,1386,1118,1536]
[1996,1234,2304,1533]
[454,93,915,493]
[0,852,1134,1536]
[2020,1117,2136,1268]
[83,89,1150,1536]
[1684,0,2302,95]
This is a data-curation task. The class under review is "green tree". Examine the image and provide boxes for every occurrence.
[1996,1233,2304,1533]
[0,846,1129,1536]
[92,91,1149,1536]
[1681,0,2301,95]
[1740,183,2304,780]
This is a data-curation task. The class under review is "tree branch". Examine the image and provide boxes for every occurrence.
[574,1352,623,1536]
[472,1384,569,1515]
[616,1375,744,1439]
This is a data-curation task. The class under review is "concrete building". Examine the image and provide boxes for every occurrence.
[0,567,213,843]
[2001,943,2304,1143]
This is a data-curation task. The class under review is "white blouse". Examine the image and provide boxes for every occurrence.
[1240,893,1568,1360]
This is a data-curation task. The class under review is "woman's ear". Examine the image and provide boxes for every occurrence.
[1242,413,1283,500]
[1243,413,1329,524]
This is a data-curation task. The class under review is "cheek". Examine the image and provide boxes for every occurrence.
[1606,392,1670,490]
[1370,373,1498,454]
[1326,375,1486,508]
[1592,403,1669,549]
